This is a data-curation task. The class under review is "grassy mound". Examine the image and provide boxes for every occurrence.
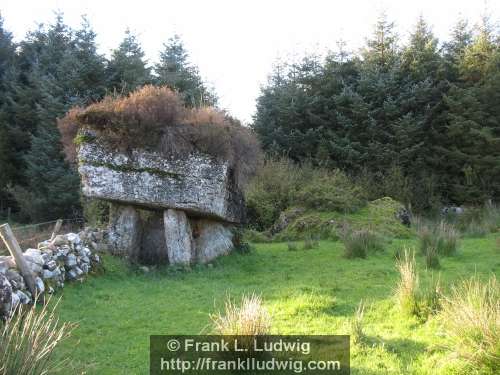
[271,197,413,241]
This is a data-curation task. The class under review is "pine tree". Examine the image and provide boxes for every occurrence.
[106,29,151,94]
[155,35,216,106]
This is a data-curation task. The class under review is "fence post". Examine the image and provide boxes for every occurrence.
[0,223,37,297]
[50,219,63,241]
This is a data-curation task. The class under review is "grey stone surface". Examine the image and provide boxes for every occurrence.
[0,273,12,318]
[193,220,234,263]
[164,209,194,265]
[78,140,244,223]
[108,204,142,257]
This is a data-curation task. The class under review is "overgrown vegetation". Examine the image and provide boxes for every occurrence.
[418,221,460,257]
[0,300,75,375]
[395,248,419,316]
[253,13,500,210]
[210,293,271,336]
[245,158,366,230]
[439,276,499,373]
[341,229,384,258]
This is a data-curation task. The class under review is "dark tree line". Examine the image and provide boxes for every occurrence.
[0,12,216,222]
[253,13,500,211]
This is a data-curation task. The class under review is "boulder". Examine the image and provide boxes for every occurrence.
[108,204,142,257]
[0,273,12,318]
[163,209,194,265]
[193,220,234,263]
[78,141,244,223]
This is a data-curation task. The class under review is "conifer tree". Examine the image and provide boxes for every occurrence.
[155,35,216,106]
[106,29,151,94]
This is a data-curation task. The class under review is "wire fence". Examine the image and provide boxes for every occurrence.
[0,218,85,255]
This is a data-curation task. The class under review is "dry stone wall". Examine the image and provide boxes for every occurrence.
[0,228,104,319]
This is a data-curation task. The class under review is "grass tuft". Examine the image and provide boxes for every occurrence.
[439,276,499,372]
[395,248,419,316]
[210,293,271,336]
[351,301,366,345]
[418,221,459,258]
[342,229,384,259]
[0,298,75,375]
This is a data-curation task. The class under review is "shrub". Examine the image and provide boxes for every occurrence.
[245,158,303,230]
[351,301,366,345]
[439,276,499,372]
[294,170,366,213]
[341,229,384,259]
[82,197,109,227]
[0,299,75,375]
[456,204,500,237]
[245,158,366,231]
[395,248,419,316]
[210,293,271,336]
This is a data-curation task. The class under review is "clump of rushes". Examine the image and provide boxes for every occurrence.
[418,221,459,258]
[395,248,419,316]
[351,301,366,345]
[424,246,440,269]
[342,229,384,259]
[439,276,499,373]
[210,293,271,336]
[287,241,298,251]
[0,298,75,375]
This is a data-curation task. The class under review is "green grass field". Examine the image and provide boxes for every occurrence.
[51,234,499,374]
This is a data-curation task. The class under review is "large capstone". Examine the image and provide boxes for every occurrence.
[78,140,244,223]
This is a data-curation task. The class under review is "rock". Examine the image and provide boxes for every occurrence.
[0,256,15,274]
[10,291,20,312]
[66,233,81,245]
[193,220,234,263]
[0,273,13,318]
[64,254,78,268]
[6,269,24,290]
[24,249,44,266]
[51,234,68,246]
[15,290,30,304]
[163,209,194,265]
[26,260,43,275]
[45,260,57,271]
[139,266,150,273]
[35,277,45,294]
[108,205,142,257]
[67,267,83,280]
[80,263,89,274]
[78,140,244,223]
[271,207,305,234]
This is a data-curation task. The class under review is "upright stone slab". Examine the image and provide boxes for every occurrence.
[193,220,234,264]
[163,209,194,265]
[108,204,142,258]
